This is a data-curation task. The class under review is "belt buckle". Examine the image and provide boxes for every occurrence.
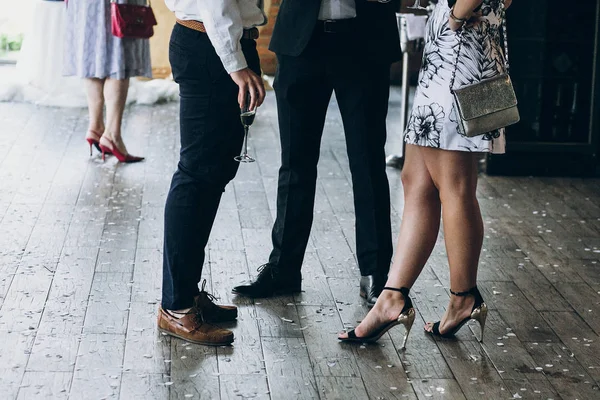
[323,20,336,34]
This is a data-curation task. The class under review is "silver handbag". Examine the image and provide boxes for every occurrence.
[450,2,520,137]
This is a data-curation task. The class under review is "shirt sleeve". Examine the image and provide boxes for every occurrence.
[196,0,248,74]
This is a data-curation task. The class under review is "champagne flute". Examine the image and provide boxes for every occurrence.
[407,0,427,10]
[235,94,256,163]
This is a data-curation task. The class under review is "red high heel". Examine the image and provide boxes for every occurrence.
[85,130,104,156]
[98,136,144,163]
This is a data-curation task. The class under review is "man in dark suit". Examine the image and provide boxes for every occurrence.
[233,0,401,306]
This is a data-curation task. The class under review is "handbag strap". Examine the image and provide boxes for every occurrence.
[110,0,152,6]
[449,1,510,92]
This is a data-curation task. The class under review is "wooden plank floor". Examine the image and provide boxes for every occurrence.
[0,90,599,400]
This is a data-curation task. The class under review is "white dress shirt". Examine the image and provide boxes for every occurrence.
[318,0,357,20]
[164,0,267,74]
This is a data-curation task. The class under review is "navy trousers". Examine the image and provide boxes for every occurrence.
[161,24,261,310]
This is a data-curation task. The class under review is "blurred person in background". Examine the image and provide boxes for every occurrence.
[64,0,149,162]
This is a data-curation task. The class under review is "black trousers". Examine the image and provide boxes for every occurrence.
[268,29,393,277]
[162,24,261,310]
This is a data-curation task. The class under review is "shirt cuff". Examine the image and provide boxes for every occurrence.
[220,50,248,74]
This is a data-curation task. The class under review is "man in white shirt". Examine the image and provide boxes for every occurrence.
[158,0,267,346]
[233,0,402,305]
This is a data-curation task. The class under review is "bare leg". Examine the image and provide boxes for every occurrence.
[339,144,441,338]
[85,78,106,135]
[102,78,131,154]
[386,145,441,290]
[421,147,483,334]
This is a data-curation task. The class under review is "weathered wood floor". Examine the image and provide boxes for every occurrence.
[0,90,599,400]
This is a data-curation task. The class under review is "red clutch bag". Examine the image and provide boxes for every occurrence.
[110,0,157,39]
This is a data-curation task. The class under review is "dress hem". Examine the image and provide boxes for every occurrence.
[63,69,153,80]
[404,140,506,155]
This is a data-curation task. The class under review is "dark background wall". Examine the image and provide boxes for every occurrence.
[487,0,600,176]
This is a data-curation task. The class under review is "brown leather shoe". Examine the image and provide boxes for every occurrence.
[195,280,238,322]
[157,307,234,346]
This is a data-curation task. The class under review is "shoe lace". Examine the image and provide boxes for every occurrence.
[190,312,220,333]
[199,279,220,304]
[186,306,221,333]
[167,302,217,333]
[193,279,225,328]
[256,263,277,280]
[191,311,204,328]
[169,308,207,332]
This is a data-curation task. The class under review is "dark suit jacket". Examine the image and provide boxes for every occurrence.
[269,0,402,64]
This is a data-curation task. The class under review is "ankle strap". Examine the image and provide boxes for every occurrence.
[449,287,477,297]
[383,287,410,297]
[450,286,483,307]
[383,287,412,313]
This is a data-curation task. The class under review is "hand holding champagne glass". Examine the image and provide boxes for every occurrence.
[235,92,256,163]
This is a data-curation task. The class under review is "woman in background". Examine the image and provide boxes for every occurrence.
[64,0,149,162]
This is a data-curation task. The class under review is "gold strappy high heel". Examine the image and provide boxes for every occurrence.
[339,287,416,349]
[426,286,488,342]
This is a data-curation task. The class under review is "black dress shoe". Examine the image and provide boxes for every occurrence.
[360,274,385,307]
[232,263,302,298]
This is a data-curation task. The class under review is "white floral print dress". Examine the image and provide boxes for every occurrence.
[404,0,507,154]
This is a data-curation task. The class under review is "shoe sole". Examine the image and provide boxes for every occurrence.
[158,328,234,346]
[339,309,416,348]
[339,321,402,344]
[231,287,302,298]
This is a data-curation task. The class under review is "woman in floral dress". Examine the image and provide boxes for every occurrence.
[406,0,507,153]
[339,0,512,345]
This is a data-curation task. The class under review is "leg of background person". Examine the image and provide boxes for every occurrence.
[364,63,394,277]
[103,78,130,153]
[85,78,106,134]
[334,59,393,278]
[267,52,333,273]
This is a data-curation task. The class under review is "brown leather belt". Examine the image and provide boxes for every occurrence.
[176,19,259,40]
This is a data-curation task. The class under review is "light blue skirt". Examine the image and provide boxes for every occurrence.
[63,0,152,79]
